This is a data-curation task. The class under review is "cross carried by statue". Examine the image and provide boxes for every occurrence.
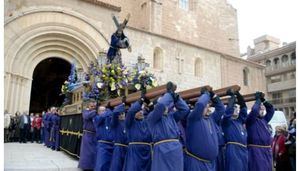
[107,13,132,64]
[112,13,130,33]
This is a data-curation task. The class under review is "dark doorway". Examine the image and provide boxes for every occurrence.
[29,58,71,113]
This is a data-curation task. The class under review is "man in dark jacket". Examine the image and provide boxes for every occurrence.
[19,111,30,143]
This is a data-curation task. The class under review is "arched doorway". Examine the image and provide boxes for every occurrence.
[29,58,71,113]
[4,7,110,113]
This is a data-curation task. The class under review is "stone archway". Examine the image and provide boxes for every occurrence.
[4,6,109,113]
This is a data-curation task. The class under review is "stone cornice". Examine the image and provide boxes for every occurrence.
[5,71,32,80]
[248,42,296,61]
[80,0,121,12]
[221,54,265,69]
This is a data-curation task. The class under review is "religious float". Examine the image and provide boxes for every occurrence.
[58,14,258,159]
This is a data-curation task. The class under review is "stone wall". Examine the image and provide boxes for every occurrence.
[121,28,223,91]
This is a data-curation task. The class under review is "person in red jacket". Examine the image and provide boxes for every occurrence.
[272,126,291,171]
[33,113,42,143]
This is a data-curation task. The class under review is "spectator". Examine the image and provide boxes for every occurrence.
[19,111,30,143]
[4,110,11,143]
[289,112,296,128]
[286,119,296,171]
[33,113,42,143]
[272,126,291,171]
[14,112,21,142]
[8,113,17,142]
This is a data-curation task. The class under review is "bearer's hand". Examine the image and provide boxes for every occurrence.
[200,87,209,95]
[171,93,180,103]
[260,92,266,102]
[226,88,235,97]
[255,91,263,100]
[209,90,216,99]
[166,81,177,93]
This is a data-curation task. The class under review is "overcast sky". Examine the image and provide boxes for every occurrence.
[227,0,298,54]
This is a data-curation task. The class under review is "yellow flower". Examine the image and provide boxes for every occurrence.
[97,82,103,89]
[110,82,116,91]
[135,84,141,90]
[152,80,158,87]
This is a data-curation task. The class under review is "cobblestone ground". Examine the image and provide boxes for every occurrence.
[4,143,81,171]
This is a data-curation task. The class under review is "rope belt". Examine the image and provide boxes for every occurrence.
[129,142,154,159]
[129,142,152,146]
[226,141,247,148]
[184,148,211,163]
[248,144,271,148]
[114,143,128,147]
[83,130,95,134]
[98,140,114,144]
[154,139,179,146]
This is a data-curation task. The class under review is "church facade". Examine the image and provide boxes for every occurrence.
[4,0,266,114]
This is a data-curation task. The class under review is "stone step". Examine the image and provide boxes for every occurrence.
[4,143,80,171]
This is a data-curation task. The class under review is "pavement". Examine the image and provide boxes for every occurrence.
[4,142,81,171]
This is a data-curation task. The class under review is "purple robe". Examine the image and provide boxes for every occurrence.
[185,93,224,171]
[222,105,248,171]
[49,113,59,150]
[246,100,274,171]
[47,113,54,148]
[78,109,97,170]
[110,104,128,171]
[43,113,50,147]
[93,109,114,171]
[52,114,60,150]
[124,101,152,171]
[147,93,189,171]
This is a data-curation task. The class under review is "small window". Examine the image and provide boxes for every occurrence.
[288,89,296,98]
[282,55,288,66]
[179,0,189,10]
[153,47,163,70]
[274,58,280,69]
[265,60,271,67]
[274,58,280,65]
[289,72,295,79]
[291,52,296,65]
[243,67,249,86]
